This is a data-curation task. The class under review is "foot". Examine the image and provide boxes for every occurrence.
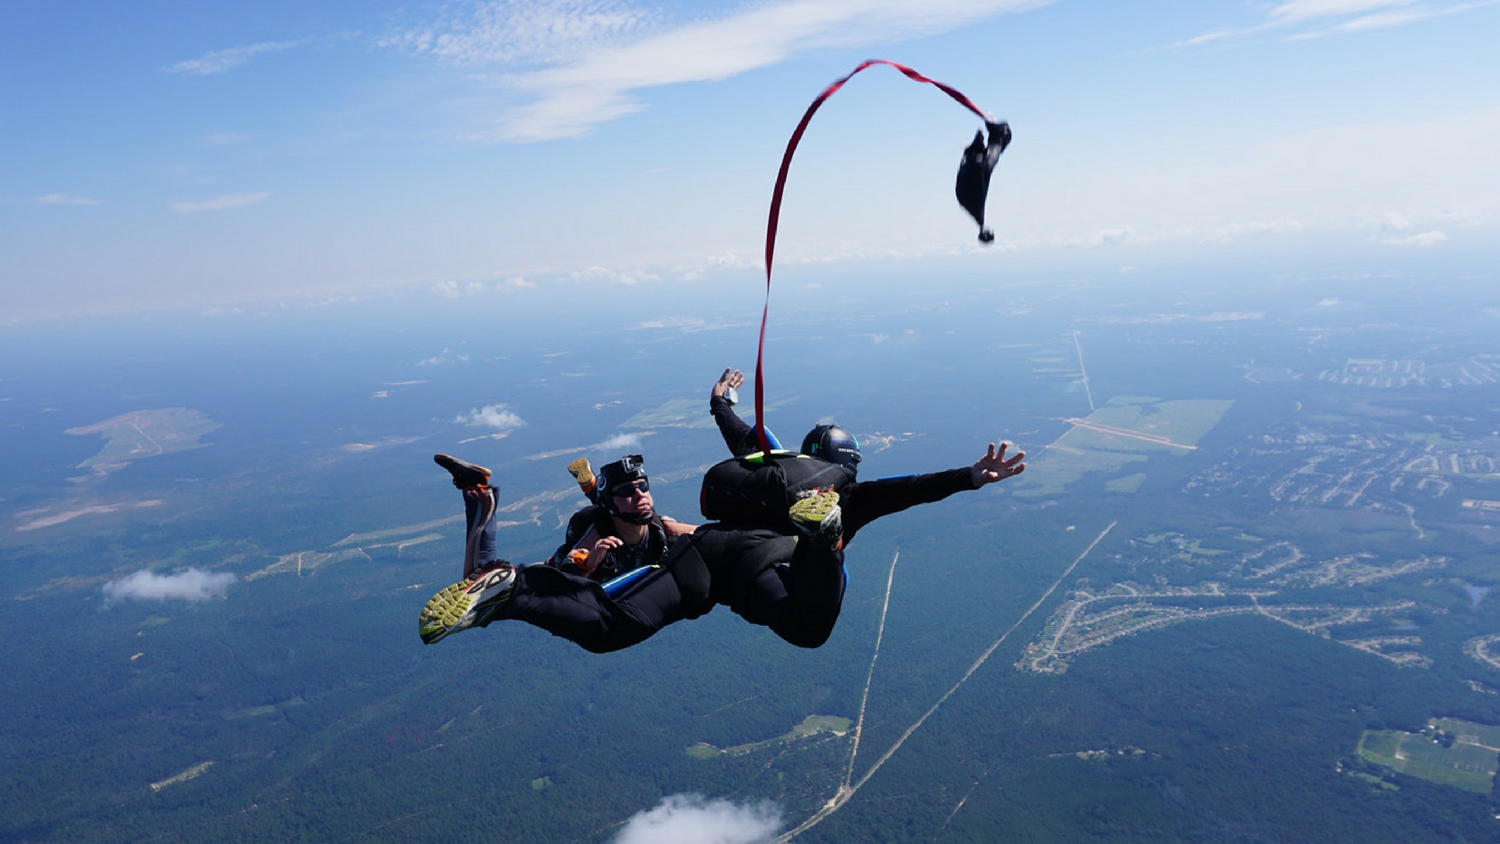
[789,489,843,551]
[567,457,597,500]
[419,562,516,645]
[435,454,491,490]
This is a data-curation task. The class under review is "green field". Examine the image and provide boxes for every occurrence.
[1358,719,1499,794]
[1015,397,1233,497]
[686,714,853,759]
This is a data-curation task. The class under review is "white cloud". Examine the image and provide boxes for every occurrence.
[393,0,1050,140]
[496,276,536,291]
[104,568,237,603]
[1062,226,1134,248]
[611,794,782,844]
[569,265,660,284]
[382,0,653,66]
[171,192,270,213]
[419,348,471,365]
[1378,229,1447,246]
[595,432,641,451]
[1179,0,1494,45]
[433,279,490,297]
[457,403,526,429]
[38,193,102,206]
[166,41,302,75]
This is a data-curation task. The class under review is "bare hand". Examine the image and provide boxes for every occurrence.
[586,535,624,570]
[712,368,744,398]
[971,442,1025,488]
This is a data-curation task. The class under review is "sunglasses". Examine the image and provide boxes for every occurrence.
[610,479,650,498]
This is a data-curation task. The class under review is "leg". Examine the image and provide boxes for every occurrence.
[741,542,847,649]
[462,486,499,579]
[689,525,846,649]
[489,564,688,654]
[435,453,499,579]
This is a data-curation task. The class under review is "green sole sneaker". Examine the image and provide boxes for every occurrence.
[419,563,516,645]
[789,489,843,551]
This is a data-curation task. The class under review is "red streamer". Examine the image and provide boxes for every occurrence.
[753,60,989,453]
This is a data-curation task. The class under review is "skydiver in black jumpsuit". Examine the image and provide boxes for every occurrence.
[417,370,1025,651]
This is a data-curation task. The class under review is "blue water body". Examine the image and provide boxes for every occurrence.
[1466,585,1491,607]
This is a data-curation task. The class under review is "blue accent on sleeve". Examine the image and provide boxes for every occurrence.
[764,428,783,450]
[602,565,656,598]
[873,473,917,482]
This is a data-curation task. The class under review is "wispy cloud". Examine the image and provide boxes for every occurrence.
[457,403,526,429]
[1379,229,1447,246]
[611,794,782,844]
[382,0,653,66]
[103,568,237,603]
[390,0,1050,140]
[1178,0,1495,46]
[171,192,270,213]
[38,193,102,206]
[166,40,302,75]
[569,265,660,285]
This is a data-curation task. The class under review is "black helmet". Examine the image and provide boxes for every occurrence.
[598,454,653,523]
[801,424,861,470]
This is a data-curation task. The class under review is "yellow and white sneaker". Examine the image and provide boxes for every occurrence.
[418,563,516,645]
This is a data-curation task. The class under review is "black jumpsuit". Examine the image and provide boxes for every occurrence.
[479,398,977,652]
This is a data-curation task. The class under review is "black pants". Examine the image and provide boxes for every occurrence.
[490,525,847,652]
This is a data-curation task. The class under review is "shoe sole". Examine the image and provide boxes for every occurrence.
[789,491,842,550]
[419,580,475,644]
[419,566,515,645]
[435,454,492,488]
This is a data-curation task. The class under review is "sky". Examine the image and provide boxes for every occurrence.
[3,0,1498,323]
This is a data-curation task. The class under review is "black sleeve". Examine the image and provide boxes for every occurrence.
[711,394,762,457]
[841,468,975,542]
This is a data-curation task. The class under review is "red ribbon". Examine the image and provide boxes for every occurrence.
[754,60,989,453]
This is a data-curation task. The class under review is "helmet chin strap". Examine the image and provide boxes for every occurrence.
[616,509,654,526]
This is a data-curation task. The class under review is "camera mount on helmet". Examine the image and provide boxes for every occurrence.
[598,454,654,523]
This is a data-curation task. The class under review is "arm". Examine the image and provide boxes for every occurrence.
[661,516,699,537]
[710,368,762,457]
[841,442,1025,542]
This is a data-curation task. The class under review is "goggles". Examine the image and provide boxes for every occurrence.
[610,479,650,498]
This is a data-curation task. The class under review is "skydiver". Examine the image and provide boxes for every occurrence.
[431,453,693,585]
[547,454,696,581]
[418,380,1024,650]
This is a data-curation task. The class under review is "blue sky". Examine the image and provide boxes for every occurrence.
[3,0,1497,323]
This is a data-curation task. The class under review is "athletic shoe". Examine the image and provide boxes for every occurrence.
[789,489,843,551]
[418,562,516,645]
[567,457,598,501]
[435,454,491,490]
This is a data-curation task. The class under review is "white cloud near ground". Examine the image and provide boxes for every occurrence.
[457,404,526,429]
[610,794,782,844]
[171,192,270,213]
[389,0,1050,140]
[103,568,237,603]
[595,432,641,451]
[166,40,302,75]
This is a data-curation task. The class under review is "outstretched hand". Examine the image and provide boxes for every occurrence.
[971,442,1025,488]
[712,368,744,398]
